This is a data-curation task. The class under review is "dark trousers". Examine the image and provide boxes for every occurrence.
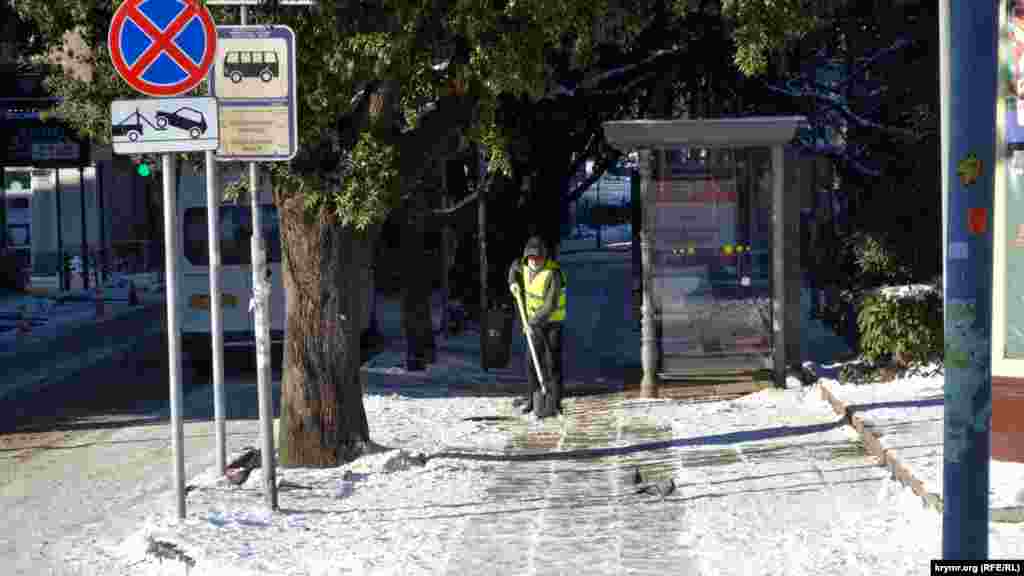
[526,322,563,408]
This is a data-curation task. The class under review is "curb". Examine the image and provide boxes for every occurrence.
[818,380,1024,523]
[816,380,945,514]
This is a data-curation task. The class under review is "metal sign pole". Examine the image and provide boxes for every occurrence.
[97,163,107,284]
[202,6,227,477]
[206,149,226,474]
[79,166,89,290]
[162,153,186,519]
[241,4,278,511]
[55,169,64,292]
[107,0,222,521]
[250,162,277,510]
[940,0,995,559]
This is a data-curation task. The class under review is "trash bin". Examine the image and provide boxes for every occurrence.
[481,307,514,370]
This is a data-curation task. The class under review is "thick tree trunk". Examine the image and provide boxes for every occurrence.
[276,187,375,467]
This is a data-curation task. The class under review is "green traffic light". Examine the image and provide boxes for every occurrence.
[137,163,151,177]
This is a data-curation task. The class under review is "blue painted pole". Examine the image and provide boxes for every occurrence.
[940,0,997,560]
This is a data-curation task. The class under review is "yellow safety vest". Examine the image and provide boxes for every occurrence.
[522,259,567,322]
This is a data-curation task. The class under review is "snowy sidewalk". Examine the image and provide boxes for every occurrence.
[817,368,1024,521]
[79,320,1024,575]
[99,379,1024,575]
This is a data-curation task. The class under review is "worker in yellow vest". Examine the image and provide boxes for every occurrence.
[508,236,567,418]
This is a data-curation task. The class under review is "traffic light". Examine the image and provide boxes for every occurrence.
[134,157,153,177]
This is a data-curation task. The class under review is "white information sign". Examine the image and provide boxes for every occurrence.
[110,97,220,155]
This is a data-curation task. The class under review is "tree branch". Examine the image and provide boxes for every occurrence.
[431,190,478,215]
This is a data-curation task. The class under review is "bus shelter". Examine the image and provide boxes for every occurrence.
[603,117,806,394]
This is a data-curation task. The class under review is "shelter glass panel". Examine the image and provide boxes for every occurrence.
[649,147,774,375]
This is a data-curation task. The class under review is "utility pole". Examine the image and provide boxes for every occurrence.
[939,0,996,560]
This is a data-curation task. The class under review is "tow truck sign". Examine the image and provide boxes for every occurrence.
[110,97,219,154]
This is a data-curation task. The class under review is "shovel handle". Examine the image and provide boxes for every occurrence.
[511,289,547,396]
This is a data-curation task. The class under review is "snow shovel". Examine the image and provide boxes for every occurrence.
[511,286,548,396]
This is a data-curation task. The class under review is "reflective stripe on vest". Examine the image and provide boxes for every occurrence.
[521,260,567,322]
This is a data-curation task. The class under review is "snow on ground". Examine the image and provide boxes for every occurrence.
[822,365,1024,511]
[869,284,939,300]
[18,250,1024,574]
[102,382,1024,575]
[105,392,511,576]
[0,272,163,348]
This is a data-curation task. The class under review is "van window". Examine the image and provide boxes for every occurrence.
[225,52,239,64]
[265,51,277,63]
[253,52,263,64]
[8,224,29,246]
[184,205,281,266]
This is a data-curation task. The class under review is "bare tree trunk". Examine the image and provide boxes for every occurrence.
[401,190,435,369]
[276,186,374,467]
[439,163,451,339]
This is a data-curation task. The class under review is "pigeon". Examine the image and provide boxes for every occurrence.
[225,466,253,486]
[635,478,676,500]
[227,446,261,471]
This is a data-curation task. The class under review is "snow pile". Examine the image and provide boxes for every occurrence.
[110,450,498,576]
[868,284,939,301]
[362,393,511,454]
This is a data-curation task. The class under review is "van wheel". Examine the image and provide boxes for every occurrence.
[260,69,273,83]
[231,71,243,83]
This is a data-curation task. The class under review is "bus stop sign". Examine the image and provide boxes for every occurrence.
[108,0,218,97]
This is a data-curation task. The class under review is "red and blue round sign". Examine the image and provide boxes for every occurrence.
[108,0,217,97]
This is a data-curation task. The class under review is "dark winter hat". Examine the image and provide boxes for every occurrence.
[524,236,546,258]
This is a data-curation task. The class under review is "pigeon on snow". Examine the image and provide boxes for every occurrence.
[225,466,254,486]
[225,446,261,485]
[635,478,676,499]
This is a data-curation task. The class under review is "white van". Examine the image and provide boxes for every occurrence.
[176,165,286,375]
[175,164,374,380]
